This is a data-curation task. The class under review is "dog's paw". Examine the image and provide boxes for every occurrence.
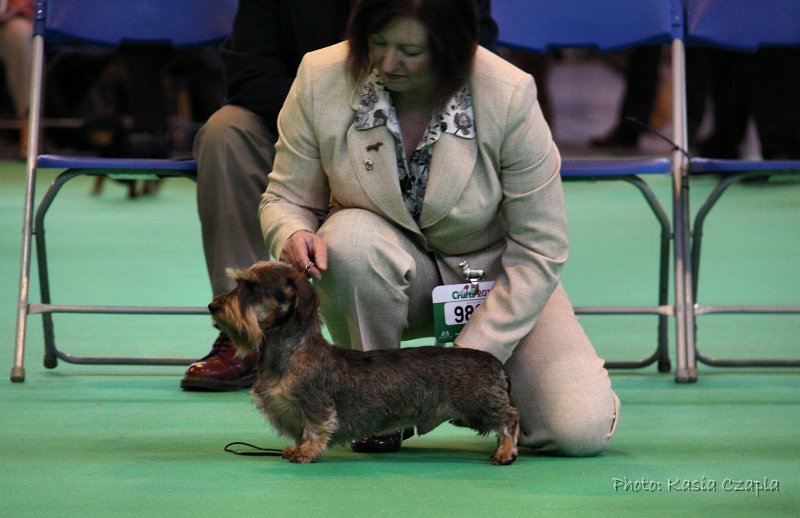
[491,453,517,465]
[491,448,518,466]
[283,445,320,463]
[287,451,319,463]
[289,455,316,463]
[282,446,296,459]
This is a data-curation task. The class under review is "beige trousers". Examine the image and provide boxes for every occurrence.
[316,208,619,457]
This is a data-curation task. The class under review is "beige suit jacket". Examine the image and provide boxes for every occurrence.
[260,42,568,361]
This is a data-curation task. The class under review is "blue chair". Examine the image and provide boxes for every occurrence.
[492,0,688,376]
[683,0,800,378]
[11,0,237,382]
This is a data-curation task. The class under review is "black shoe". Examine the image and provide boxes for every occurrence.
[350,428,415,453]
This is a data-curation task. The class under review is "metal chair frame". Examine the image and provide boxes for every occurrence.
[492,0,688,376]
[560,160,673,371]
[688,160,800,370]
[679,0,800,380]
[11,0,237,382]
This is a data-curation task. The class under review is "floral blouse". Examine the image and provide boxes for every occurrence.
[354,69,476,221]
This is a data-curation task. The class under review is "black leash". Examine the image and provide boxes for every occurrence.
[224,441,283,457]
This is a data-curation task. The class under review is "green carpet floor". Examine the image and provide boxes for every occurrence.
[2,160,799,517]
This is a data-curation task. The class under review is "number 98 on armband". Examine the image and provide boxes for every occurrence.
[432,281,494,343]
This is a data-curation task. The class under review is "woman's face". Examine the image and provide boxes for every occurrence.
[368,16,433,101]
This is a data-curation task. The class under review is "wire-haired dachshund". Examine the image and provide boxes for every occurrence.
[208,261,519,464]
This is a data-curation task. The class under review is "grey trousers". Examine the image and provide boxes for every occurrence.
[316,208,620,457]
[194,105,273,297]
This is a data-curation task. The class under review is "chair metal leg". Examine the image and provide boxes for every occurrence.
[690,174,741,300]
[677,176,697,382]
[11,158,37,382]
[566,175,673,371]
[33,170,81,369]
[637,206,671,373]
[670,39,697,383]
[11,36,46,383]
[619,175,672,372]
[673,160,696,383]
[33,201,55,366]
[691,172,800,368]
[27,168,208,370]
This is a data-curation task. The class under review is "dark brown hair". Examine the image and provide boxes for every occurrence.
[346,0,479,105]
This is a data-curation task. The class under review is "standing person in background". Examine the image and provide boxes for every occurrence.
[182,0,498,391]
[590,45,663,150]
[689,47,800,160]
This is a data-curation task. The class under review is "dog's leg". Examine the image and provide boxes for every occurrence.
[283,413,338,464]
[491,413,520,466]
[285,430,329,464]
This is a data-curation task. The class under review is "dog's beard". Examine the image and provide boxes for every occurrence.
[212,298,263,356]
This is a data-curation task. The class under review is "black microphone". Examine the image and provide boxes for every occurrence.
[624,116,689,157]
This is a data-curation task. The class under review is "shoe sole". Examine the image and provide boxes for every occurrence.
[180,372,257,392]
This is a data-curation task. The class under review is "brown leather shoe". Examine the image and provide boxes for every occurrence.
[180,333,259,391]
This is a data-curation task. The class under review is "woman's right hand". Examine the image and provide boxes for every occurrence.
[280,230,328,279]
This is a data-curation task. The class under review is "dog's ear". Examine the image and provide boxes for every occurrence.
[225,267,259,283]
[225,267,246,281]
[290,273,320,325]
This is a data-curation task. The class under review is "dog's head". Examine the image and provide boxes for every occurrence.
[208,261,319,354]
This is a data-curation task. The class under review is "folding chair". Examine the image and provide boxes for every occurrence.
[10,0,237,382]
[492,0,690,376]
[682,0,800,378]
